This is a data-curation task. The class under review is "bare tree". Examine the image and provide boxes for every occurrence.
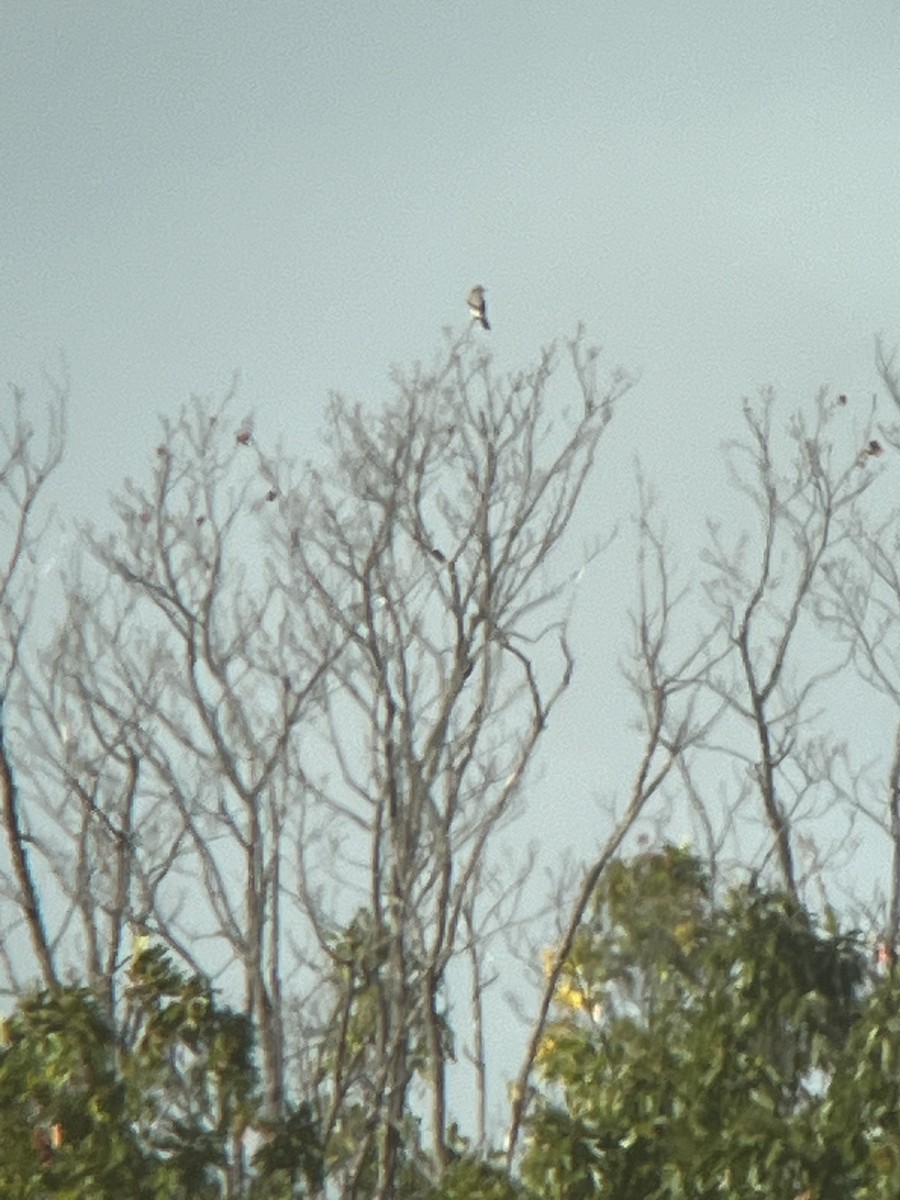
[812,343,900,945]
[273,333,631,1197]
[1,333,632,1196]
[0,381,65,994]
[691,391,877,896]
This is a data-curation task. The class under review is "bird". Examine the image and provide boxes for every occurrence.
[467,285,490,330]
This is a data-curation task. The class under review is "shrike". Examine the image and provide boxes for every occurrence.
[467,285,490,330]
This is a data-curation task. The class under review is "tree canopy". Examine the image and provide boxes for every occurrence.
[523,845,894,1200]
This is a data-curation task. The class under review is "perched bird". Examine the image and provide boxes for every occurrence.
[467,285,490,330]
[857,438,885,466]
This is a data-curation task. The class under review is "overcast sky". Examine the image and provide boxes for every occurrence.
[5,2,900,482]
[4,0,900,1124]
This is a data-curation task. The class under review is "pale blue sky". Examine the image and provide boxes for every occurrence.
[5,2,900,497]
[4,0,900,1128]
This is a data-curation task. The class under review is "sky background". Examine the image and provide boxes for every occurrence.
[5,2,900,495]
[4,0,900,1129]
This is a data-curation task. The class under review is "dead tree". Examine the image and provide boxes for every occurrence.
[4,334,631,1197]
[0,382,66,993]
[270,332,631,1197]
[697,390,874,896]
[813,345,900,944]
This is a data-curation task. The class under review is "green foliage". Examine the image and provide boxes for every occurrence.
[249,1104,324,1199]
[428,1154,524,1200]
[9,859,900,1200]
[322,908,452,1077]
[0,945,323,1199]
[551,845,713,1025]
[523,846,877,1200]
[123,945,258,1149]
[812,972,900,1198]
[0,985,152,1198]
